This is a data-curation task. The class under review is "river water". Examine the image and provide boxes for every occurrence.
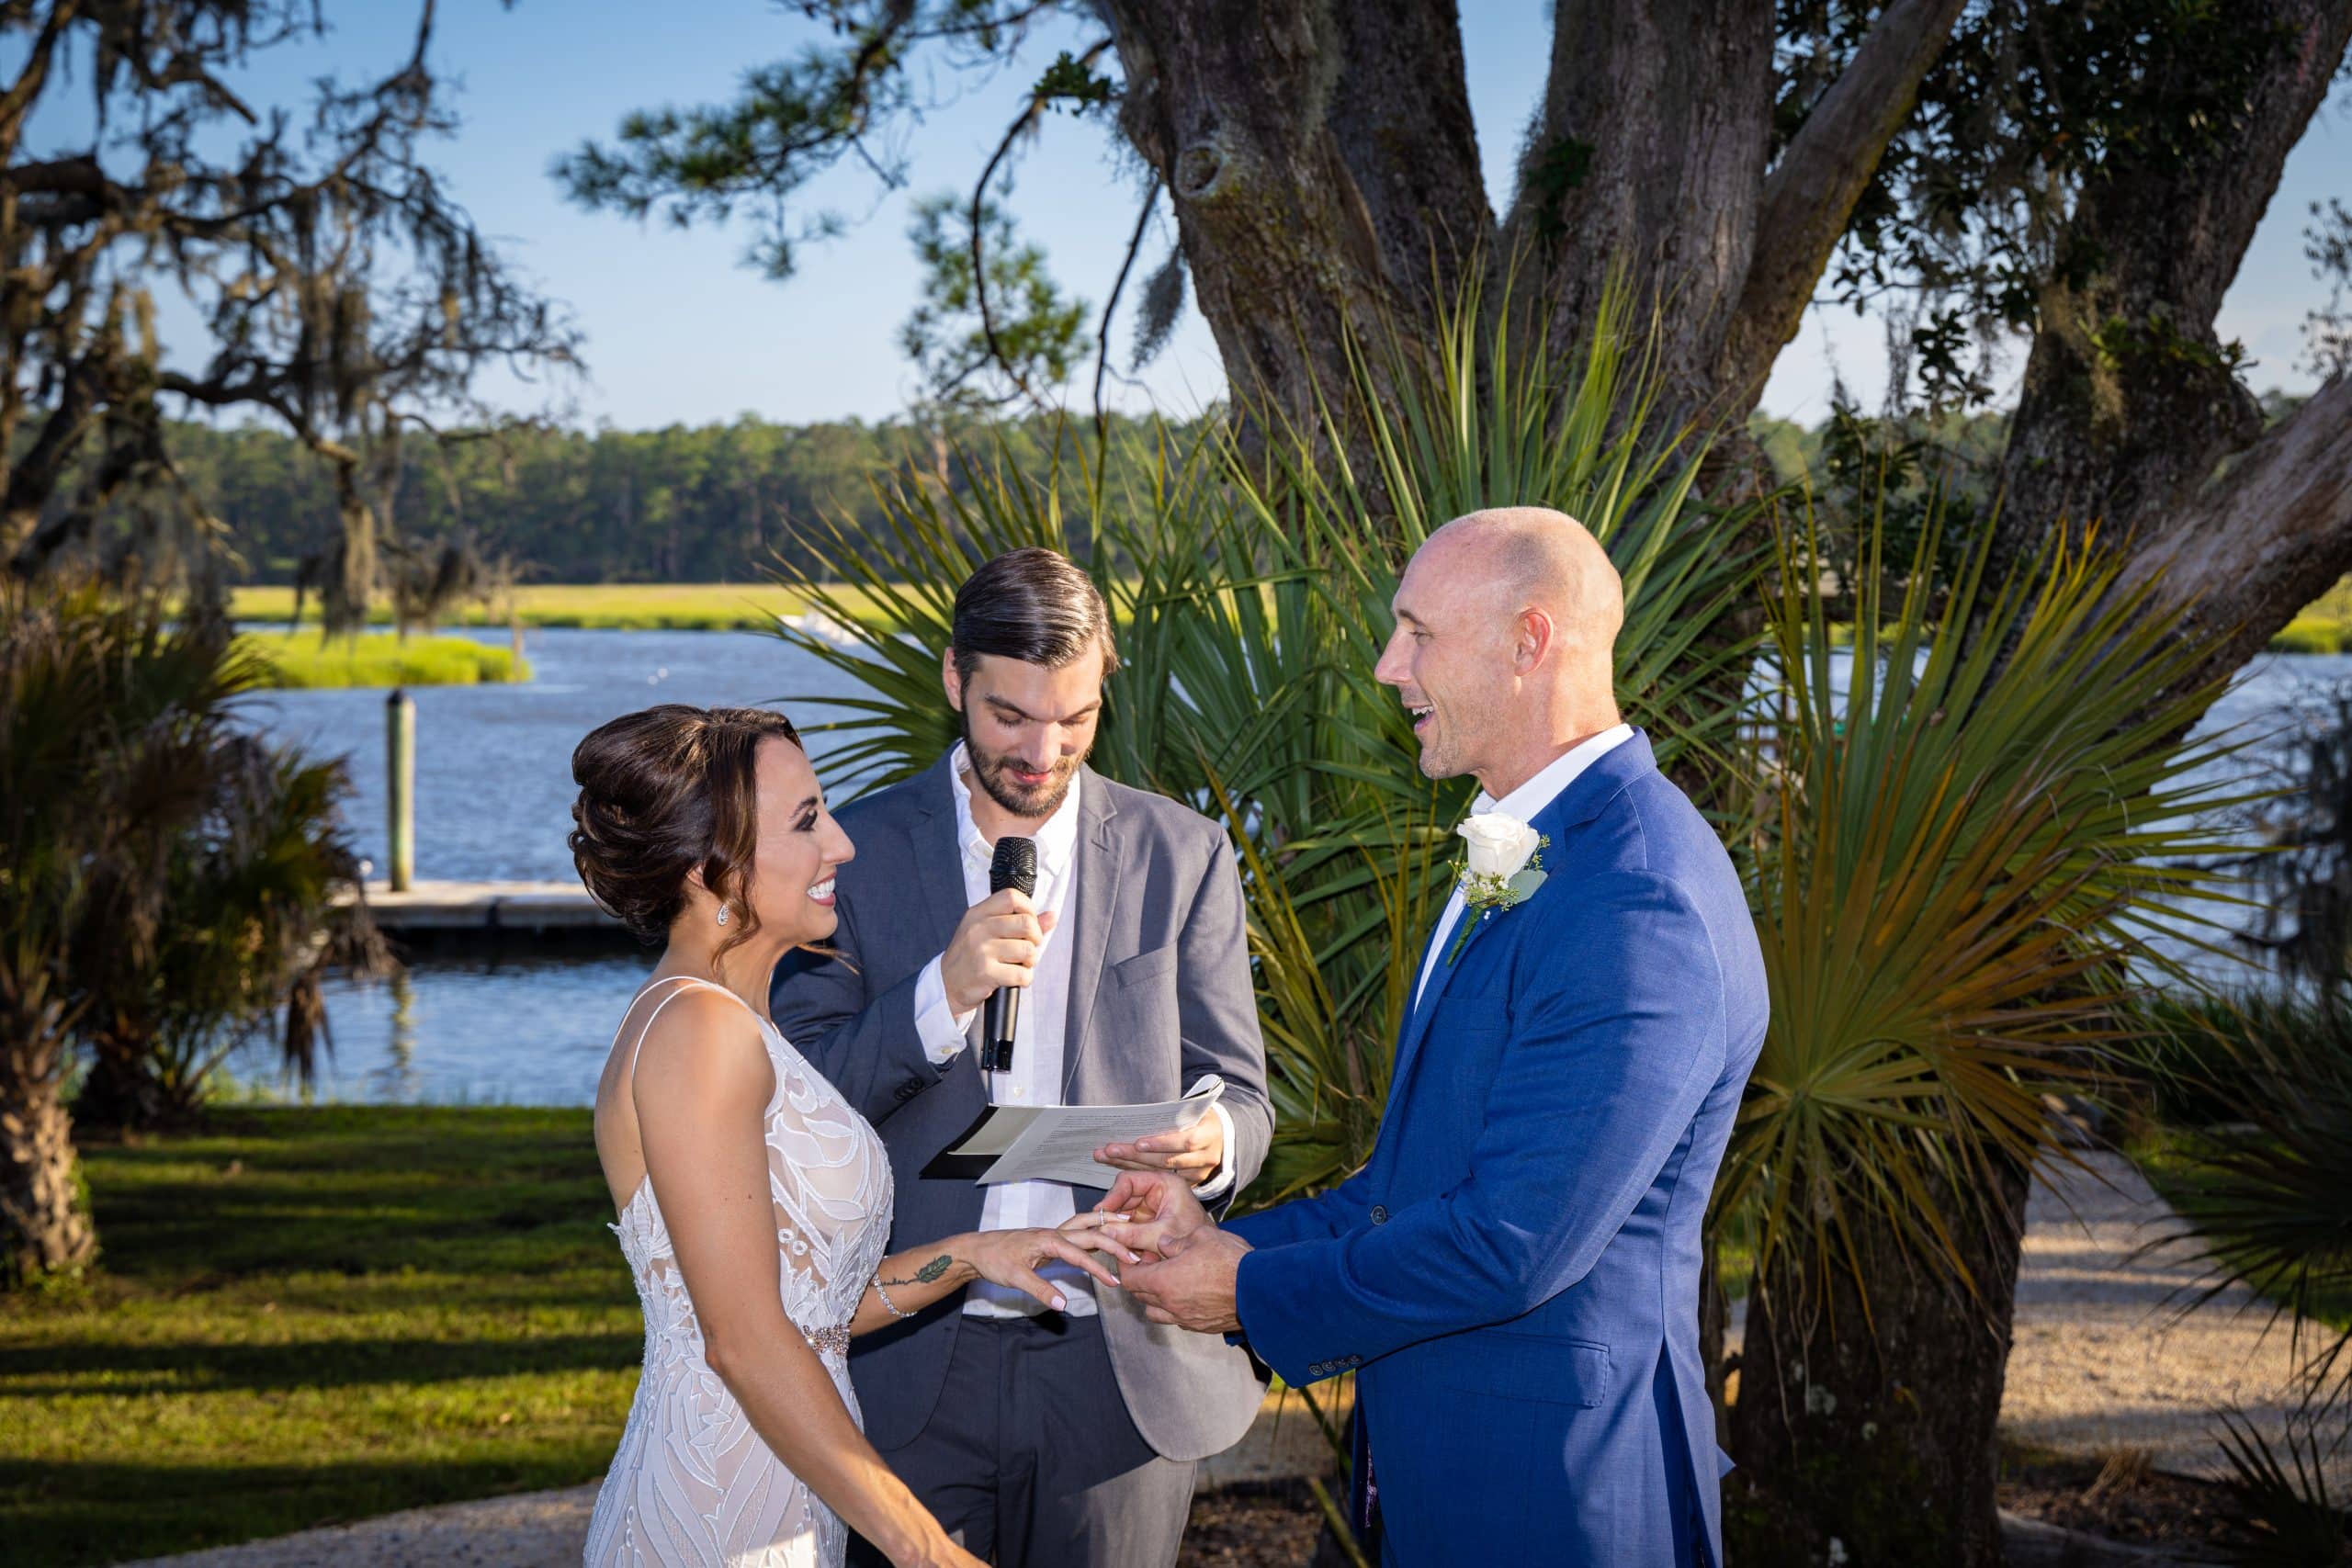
[219,629,2345,1107]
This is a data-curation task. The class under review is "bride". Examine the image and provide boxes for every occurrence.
[569,705,1132,1568]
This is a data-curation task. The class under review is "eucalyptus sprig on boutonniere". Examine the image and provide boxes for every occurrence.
[1447,813,1549,964]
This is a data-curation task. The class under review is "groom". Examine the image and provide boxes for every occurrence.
[1104,507,1767,1567]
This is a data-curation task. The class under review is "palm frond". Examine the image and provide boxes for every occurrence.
[1724,503,2251,1303]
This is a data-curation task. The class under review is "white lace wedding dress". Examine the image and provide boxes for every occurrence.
[585,976,894,1568]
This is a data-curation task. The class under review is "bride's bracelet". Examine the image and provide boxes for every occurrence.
[871,1273,913,1319]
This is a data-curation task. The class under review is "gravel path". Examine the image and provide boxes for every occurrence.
[121,1152,2335,1565]
[113,1393,1348,1568]
[2001,1149,2344,1488]
[117,1486,601,1568]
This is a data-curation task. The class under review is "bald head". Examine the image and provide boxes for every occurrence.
[1375,504,1626,796]
[1425,507,1624,655]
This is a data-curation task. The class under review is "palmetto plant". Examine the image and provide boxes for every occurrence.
[0,581,387,1284]
[766,276,1771,1201]
[1724,518,2251,1297]
[1722,514,2257,1564]
[2163,991,2352,1412]
[74,732,390,1130]
[0,582,235,1281]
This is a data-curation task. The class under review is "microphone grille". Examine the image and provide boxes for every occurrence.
[989,835,1038,897]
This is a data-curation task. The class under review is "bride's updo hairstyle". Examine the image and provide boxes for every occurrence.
[570,705,805,955]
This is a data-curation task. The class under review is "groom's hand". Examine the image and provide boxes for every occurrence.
[1096,1169,1209,1259]
[1093,1112,1224,1186]
[1119,1227,1250,1334]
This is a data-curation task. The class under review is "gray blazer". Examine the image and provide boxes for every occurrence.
[770,753,1272,1461]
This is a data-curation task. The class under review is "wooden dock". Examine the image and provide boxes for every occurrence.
[346,880,621,933]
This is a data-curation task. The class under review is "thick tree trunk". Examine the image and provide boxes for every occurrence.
[71,1025,169,1132]
[1728,1153,2032,1568]
[1502,0,1776,416]
[1101,0,1490,422]
[1501,0,1967,426]
[1996,0,2352,573]
[0,976,96,1288]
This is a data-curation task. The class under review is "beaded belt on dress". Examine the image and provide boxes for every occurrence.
[800,1322,852,1358]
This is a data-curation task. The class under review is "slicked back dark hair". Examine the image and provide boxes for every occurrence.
[950,547,1119,687]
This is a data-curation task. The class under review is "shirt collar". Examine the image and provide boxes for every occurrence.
[1474,723,1635,824]
[946,740,1084,874]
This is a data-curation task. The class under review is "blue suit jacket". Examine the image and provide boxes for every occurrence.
[1227,732,1766,1568]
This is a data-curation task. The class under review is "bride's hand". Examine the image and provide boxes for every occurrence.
[901,1540,988,1568]
[1095,1168,1211,1258]
[960,1217,1133,1313]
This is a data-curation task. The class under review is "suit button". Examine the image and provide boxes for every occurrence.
[1370,1205,1388,1224]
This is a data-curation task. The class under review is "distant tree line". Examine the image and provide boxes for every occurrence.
[78,412,1186,586]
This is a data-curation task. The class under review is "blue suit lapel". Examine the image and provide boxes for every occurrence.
[1385,731,1659,1096]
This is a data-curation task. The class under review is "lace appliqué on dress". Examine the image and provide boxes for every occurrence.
[584,980,893,1568]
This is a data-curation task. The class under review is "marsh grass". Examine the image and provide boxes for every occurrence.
[0,1106,638,1567]
[230,582,901,634]
[235,631,530,688]
[2273,578,2352,654]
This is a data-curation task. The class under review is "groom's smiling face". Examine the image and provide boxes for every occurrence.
[1375,536,1511,782]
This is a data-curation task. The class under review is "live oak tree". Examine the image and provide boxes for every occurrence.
[0,0,577,630]
[567,4,2352,1562]
[0,0,570,1288]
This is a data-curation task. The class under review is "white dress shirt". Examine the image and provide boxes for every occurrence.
[1414,724,1635,1009]
[910,743,1235,1317]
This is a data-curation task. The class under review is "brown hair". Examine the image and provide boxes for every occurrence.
[568,705,804,958]
[951,547,1120,687]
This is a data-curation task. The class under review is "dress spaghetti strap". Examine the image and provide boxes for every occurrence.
[616,975,760,1088]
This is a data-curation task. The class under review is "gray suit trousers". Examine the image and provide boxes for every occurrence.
[845,1314,1195,1568]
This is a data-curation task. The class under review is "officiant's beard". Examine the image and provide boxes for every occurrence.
[962,713,1089,820]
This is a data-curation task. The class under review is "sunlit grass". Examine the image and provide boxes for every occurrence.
[234,631,530,688]
[0,1106,639,1567]
[2272,575,2352,654]
[229,582,900,633]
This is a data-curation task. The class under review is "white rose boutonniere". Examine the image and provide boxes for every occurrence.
[1447,812,1549,964]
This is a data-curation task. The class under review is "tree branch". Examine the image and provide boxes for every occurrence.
[967,36,1112,413]
[1716,0,1970,411]
[1996,0,2352,562]
[2120,373,2352,690]
[0,1,85,151]
[1093,175,1159,451]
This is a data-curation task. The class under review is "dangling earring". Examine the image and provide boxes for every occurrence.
[715,905,730,927]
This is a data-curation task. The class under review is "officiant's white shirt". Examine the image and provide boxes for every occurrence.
[1414,723,1635,1010]
[911,742,1235,1317]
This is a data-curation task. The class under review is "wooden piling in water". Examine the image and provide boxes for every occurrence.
[387,688,415,892]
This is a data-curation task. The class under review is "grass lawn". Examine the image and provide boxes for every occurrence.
[230,582,900,634]
[0,1106,638,1568]
[235,631,530,689]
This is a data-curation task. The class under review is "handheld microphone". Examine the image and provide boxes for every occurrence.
[981,836,1037,1073]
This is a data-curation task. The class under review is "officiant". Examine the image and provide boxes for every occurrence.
[772,546,1272,1568]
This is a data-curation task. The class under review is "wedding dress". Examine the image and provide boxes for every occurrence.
[585,976,894,1567]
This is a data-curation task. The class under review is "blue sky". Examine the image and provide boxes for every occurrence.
[26,2,2350,431]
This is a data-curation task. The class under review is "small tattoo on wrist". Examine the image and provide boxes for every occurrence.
[880,1254,955,1288]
